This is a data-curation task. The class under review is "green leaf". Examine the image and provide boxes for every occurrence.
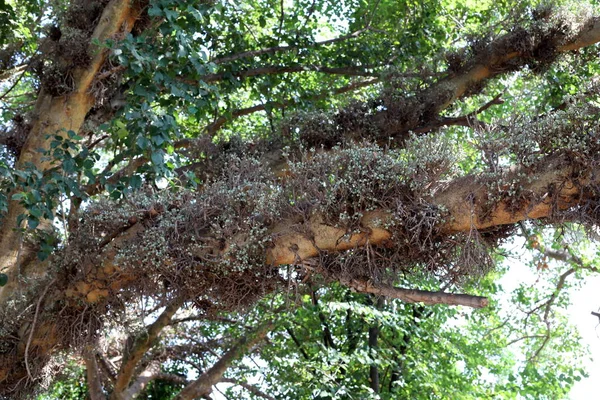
[0,273,7,287]
[27,216,39,230]
[151,150,164,165]
[130,175,142,189]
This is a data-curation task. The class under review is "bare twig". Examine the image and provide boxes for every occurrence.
[211,27,372,65]
[220,378,275,400]
[25,278,56,380]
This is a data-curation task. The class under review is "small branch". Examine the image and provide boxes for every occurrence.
[202,78,379,135]
[211,27,371,65]
[83,77,378,198]
[368,297,384,394]
[284,327,310,360]
[83,156,147,197]
[112,297,185,397]
[0,63,29,101]
[219,378,275,400]
[173,320,274,400]
[193,65,380,84]
[97,215,140,249]
[538,246,598,321]
[505,334,548,347]
[521,245,600,363]
[310,289,336,349]
[121,362,187,400]
[410,92,504,134]
[341,278,488,308]
[0,64,27,83]
[96,351,117,383]
[25,278,56,381]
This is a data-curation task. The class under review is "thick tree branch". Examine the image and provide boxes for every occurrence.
[381,17,600,141]
[0,0,142,304]
[121,362,187,400]
[96,351,117,384]
[266,154,589,266]
[85,347,107,400]
[442,17,600,111]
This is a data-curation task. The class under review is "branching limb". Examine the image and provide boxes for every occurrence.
[310,288,337,349]
[411,92,505,134]
[202,77,379,135]
[121,362,187,400]
[24,278,56,381]
[197,65,380,84]
[284,326,310,360]
[96,351,117,384]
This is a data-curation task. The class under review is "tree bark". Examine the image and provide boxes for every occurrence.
[85,347,107,400]
[0,0,141,304]
[344,279,488,308]
[368,297,384,393]
[266,155,586,265]
[2,8,600,396]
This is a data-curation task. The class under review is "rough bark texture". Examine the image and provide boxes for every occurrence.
[85,348,106,400]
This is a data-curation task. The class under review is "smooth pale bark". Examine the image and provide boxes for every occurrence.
[0,0,141,304]
[218,378,275,400]
[121,362,161,400]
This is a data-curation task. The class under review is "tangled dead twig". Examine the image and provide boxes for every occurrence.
[25,278,56,381]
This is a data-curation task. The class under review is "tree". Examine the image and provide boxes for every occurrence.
[1,0,600,398]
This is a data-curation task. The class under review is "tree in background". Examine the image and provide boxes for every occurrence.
[0,0,599,398]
